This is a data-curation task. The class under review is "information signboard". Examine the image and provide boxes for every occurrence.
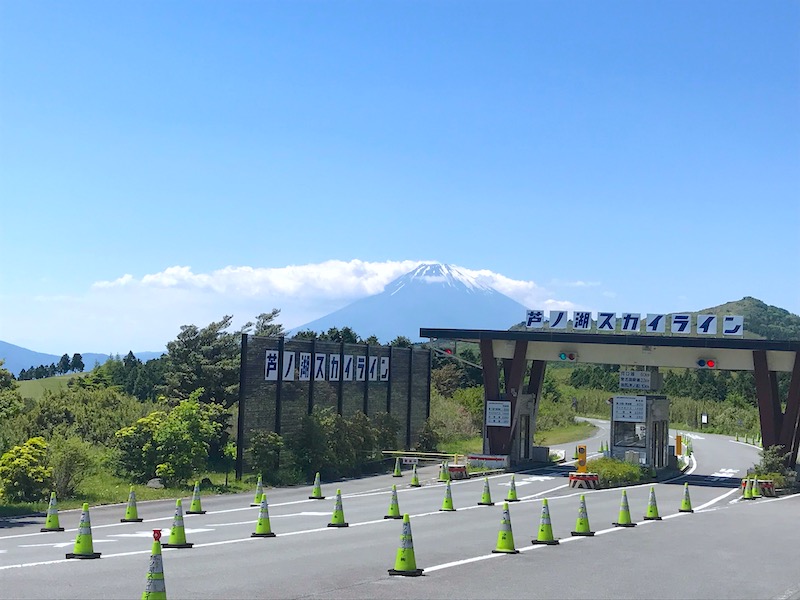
[619,370,652,390]
[486,400,512,427]
[613,395,647,423]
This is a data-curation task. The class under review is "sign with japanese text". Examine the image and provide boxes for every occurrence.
[524,311,744,336]
[613,395,647,423]
[486,400,512,427]
[262,351,391,383]
[619,370,651,390]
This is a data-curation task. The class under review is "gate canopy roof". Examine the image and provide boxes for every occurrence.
[419,328,800,372]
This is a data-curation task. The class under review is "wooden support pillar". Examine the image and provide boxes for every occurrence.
[480,339,500,454]
[527,359,547,440]
[753,350,783,449]
[778,353,800,468]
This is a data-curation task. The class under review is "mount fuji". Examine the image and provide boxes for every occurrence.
[290,263,527,342]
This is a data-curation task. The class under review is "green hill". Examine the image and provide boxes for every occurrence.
[16,372,83,401]
[698,297,800,341]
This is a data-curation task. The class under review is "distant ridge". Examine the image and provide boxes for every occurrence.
[290,263,527,342]
[0,340,163,376]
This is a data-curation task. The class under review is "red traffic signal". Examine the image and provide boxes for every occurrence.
[696,359,716,369]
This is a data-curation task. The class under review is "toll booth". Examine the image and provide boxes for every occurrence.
[610,395,670,469]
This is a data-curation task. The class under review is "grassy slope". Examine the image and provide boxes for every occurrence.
[16,373,83,400]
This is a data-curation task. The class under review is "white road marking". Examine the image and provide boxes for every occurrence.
[709,468,739,477]
[19,539,118,549]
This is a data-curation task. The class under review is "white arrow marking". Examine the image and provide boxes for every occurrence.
[684,433,705,440]
[710,468,739,477]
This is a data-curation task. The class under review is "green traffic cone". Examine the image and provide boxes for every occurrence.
[531,499,559,545]
[392,457,403,477]
[251,494,276,537]
[477,476,494,506]
[440,481,455,511]
[571,495,594,536]
[644,487,661,520]
[612,490,636,527]
[506,474,519,502]
[251,475,264,506]
[492,502,519,554]
[121,486,144,523]
[679,482,694,512]
[186,481,205,514]
[409,464,421,488]
[41,491,65,532]
[385,485,402,519]
[309,472,325,500]
[328,489,349,527]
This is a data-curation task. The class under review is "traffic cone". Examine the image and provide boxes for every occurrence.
[328,489,348,527]
[492,502,519,554]
[438,461,450,482]
[121,486,144,523]
[679,482,694,512]
[477,476,494,506]
[41,491,65,532]
[572,446,579,460]
[742,478,754,500]
[392,457,403,477]
[66,503,101,559]
[644,487,662,521]
[440,480,455,511]
[531,499,559,545]
[752,478,762,499]
[142,530,166,600]
[612,490,636,527]
[409,464,421,488]
[388,514,423,576]
[385,485,402,519]
[251,475,264,506]
[161,499,193,548]
[309,472,325,500]
[506,474,519,502]
[571,494,594,536]
[251,494,276,537]
[185,481,205,514]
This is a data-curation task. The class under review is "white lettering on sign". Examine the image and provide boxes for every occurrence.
[314,354,326,381]
[356,356,366,381]
[265,350,279,381]
[328,354,340,381]
[613,395,647,423]
[619,370,651,390]
[368,356,378,381]
[486,400,512,427]
[342,355,354,381]
[723,315,744,336]
[283,351,295,381]
[549,310,568,329]
[298,352,311,381]
[526,310,544,328]
[380,357,390,381]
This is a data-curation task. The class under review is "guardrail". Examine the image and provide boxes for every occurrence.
[381,450,464,464]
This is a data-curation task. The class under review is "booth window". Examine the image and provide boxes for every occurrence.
[613,422,646,448]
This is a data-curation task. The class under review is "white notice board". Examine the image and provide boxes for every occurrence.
[613,395,647,423]
[486,400,512,427]
[619,370,651,390]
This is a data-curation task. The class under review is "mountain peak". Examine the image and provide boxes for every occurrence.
[388,262,494,296]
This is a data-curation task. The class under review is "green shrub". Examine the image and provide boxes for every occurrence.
[415,419,439,452]
[586,456,645,487]
[48,434,96,498]
[0,437,53,502]
[247,431,284,482]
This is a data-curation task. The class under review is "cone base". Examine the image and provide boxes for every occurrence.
[162,542,194,548]
[388,568,424,577]
[384,515,403,519]
[439,508,456,512]
[250,503,261,507]
[185,510,206,515]
[679,508,694,513]
[492,548,519,554]
[571,531,595,536]
[309,496,326,500]
[40,527,65,532]
[327,522,349,527]
[644,516,662,521]
[531,539,559,545]
[392,474,403,478]
[506,498,520,503]
[612,522,637,528]
[477,501,495,506]
[251,532,277,537]
[409,483,421,488]
[66,552,101,559]
[121,518,144,523]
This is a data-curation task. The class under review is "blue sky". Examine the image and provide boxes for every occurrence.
[1,1,798,354]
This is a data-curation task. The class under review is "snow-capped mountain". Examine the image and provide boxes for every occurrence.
[290,263,527,342]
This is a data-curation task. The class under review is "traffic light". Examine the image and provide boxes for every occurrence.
[558,351,578,362]
[696,358,716,369]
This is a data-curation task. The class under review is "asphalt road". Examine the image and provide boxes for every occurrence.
[1,423,798,600]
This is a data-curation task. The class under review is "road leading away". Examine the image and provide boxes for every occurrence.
[1,424,798,599]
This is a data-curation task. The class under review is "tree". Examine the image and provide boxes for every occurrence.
[0,437,52,502]
[0,360,16,391]
[389,336,412,348]
[71,353,85,373]
[363,335,381,346]
[162,316,241,406]
[57,354,71,375]
[48,434,96,498]
[254,309,285,337]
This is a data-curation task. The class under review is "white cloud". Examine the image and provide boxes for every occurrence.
[548,279,602,288]
[3,259,584,354]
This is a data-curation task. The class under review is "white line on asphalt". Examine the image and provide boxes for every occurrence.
[729,440,761,449]
[694,488,740,511]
